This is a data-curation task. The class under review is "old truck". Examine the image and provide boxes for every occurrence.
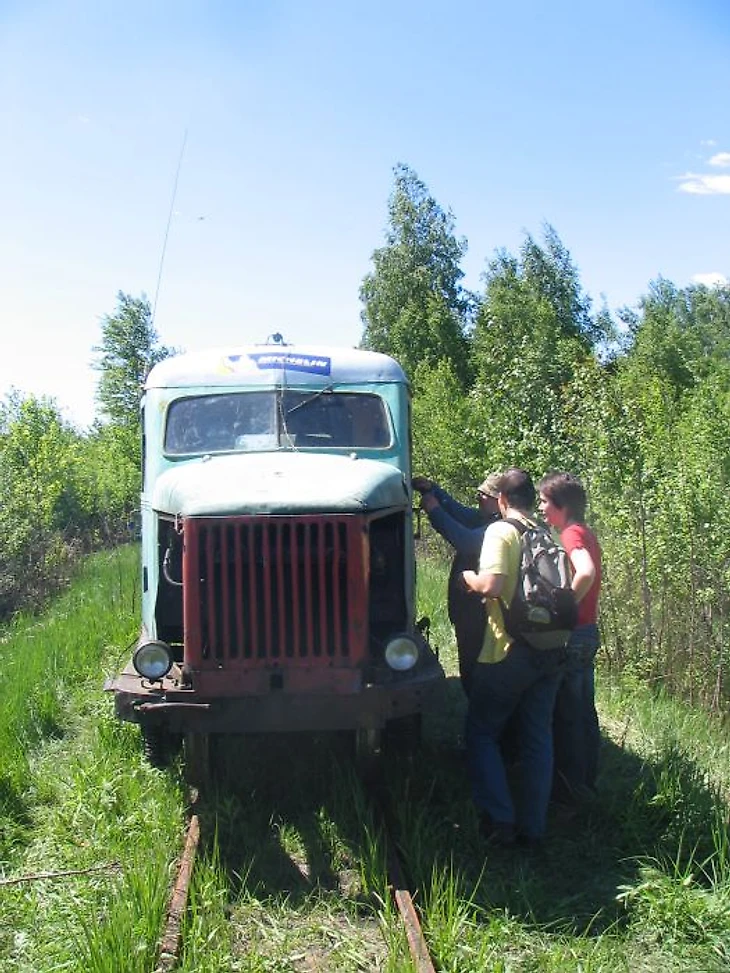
[106,337,443,776]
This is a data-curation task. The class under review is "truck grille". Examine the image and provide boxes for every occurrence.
[182,515,367,667]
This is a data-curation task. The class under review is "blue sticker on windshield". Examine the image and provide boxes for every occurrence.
[245,353,332,375]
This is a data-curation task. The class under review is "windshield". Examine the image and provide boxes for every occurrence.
[164,390,391,455]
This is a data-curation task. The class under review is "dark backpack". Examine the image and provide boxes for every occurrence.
[500,518,578,650]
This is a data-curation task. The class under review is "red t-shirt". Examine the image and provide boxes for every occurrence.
[561,523,601,626]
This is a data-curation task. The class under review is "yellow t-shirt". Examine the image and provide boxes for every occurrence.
[477,513,535,664]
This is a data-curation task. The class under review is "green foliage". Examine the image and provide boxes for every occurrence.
[466,225,603,476]
[78,424,142,543]
[2,185,729,721]
[520,223,603,346]
[0,394,81,529]
[629,279,730,390]
[2,549,730,970]
[360,164,473,386]
[574,281,730,705]
[390,199,730,711]
[0,394,88,614]
[0,546,139,862]
[411,359,479,497]
[92,291,174,434]
[0,287,170,616]
[0,390,141,617]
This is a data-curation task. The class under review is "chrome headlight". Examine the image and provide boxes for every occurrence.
[384,634,419,671]
[133,639,174,680]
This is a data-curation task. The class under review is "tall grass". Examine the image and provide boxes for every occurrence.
[1,546,729,971]
[0,546,138,861]
[408,554,730,971]
[0,546,186,971]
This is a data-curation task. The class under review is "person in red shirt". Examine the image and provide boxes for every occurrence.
[538,472,602,805]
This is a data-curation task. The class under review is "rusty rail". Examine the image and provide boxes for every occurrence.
[151,768,436,971]
[370,775,437,973]
[154,813,201,972]
[386,839,437,972]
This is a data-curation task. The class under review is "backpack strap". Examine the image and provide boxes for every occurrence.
[497,518,529,621]
[503,517,528,535]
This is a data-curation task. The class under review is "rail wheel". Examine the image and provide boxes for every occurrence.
[354,726,382,781]
[184,732,212,790]
[384,712,423,755]
[141,726,182,768]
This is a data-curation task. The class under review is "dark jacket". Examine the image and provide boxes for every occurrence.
[423,487,498,693]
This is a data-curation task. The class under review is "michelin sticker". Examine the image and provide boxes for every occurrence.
[244,352,332,375]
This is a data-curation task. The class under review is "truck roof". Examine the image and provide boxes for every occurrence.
[145,343,407,390]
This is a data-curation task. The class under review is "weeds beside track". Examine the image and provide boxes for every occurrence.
[153,750,439,972]
[1,549,730,972]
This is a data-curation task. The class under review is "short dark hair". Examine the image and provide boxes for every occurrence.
[539,471,587,523]
[495,468,535,512]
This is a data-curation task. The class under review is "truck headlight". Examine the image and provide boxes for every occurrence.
[384,635,419,671]
[133,639,174,680]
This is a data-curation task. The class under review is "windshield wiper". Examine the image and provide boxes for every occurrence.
[285,385,335,415]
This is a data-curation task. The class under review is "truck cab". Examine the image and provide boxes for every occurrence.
[107,340,443,770]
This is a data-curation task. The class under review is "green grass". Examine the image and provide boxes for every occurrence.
[0,546,191,971]
[410,555,730,971]
[0,548,728,971]
[0,545,140,861]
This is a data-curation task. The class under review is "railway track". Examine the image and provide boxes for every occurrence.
[155,811,201,973]
[153,767,437,972]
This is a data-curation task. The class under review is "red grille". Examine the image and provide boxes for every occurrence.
[182,515,368,667]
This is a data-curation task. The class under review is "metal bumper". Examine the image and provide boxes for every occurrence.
[105,652,443,735]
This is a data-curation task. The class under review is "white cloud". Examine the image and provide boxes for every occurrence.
[676,172,730,194]
[692,272,728,288]
[674,149,730,193]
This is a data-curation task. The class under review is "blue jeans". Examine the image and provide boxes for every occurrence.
[552,624,600,800]
[466,641,566,839]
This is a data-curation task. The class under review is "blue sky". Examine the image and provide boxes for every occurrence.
[1,0,728,428]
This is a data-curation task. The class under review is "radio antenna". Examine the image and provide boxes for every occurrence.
[151,128,188,328]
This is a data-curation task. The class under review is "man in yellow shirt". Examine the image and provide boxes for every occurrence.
[462,468,567,847]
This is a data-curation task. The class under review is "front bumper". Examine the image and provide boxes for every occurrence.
[104,650,443,735]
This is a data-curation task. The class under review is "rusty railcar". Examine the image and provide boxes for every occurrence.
[106,339,443,771]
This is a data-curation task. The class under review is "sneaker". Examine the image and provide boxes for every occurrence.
[479,814,516,847]
[516,832,544,851]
